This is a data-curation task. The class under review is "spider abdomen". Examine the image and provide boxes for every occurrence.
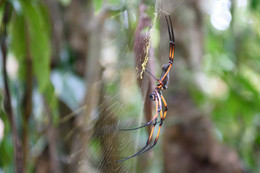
[149,92,156,101]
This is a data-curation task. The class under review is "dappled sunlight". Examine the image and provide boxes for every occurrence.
[210,0,232,31]
[0,118,4,142]
[6,54,18,80]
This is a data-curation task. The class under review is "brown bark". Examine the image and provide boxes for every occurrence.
[134,3,155,137]
[133,3,158,171]
[44,99,62,173]
[67,2,113,172]
[35,148,51,173]
[43,0,64,62]
[64,0,92,76]
[44,1,116,172]
[43,1,98,171]
[35,99,62,173]
[163,92,244,173]
[92,81,121,173]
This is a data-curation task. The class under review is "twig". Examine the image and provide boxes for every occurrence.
[21,20,33,171]
[0,2,23,173]
[43,98,61,173]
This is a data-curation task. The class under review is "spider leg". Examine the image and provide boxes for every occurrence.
[119,119,164,131]
[119,122,152,131]
[160,15,175,83]
[151,93,167,143]
[115,92,161,162]
[168,15,175,43]
[116,15,174,163]
[133,92,165,157]
[161,94,168,119]
[145,69,165,87]
[165,15,174,44]
[168,15,175,62]
[119,98,160,131]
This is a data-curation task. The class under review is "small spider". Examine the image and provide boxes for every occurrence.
[116,14,175,162]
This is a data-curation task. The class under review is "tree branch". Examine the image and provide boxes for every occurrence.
[0,2,23,173]
[21,20,33,172]
[134,3,154,134]
[44,98,62,173]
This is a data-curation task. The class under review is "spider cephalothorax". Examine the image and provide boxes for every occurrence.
[160,64,171,89]
[116,14,175,162]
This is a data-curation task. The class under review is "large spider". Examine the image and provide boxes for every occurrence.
[116,14,175,162]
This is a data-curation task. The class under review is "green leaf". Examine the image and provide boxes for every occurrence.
[0,135,13,167]
[10,1,51,92]
[44,81,59,125]
[20,1,51,92]
[9,15,26,59]
[93,0,103,14]
[9,14,27,80]
[59,0,71,6]
[251,0,260,11]
[9,1,58,126]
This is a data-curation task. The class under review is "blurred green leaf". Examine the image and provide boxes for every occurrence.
[93,0,103,14]
[0,136,13,167]
[251,0,260,11]
[59,0,71,6]
[51,70,85,110]
[9,1,58,124]
[9,15,27,79]
[21,1,51,92]
[10,1,51,92]
[9,15,26,60]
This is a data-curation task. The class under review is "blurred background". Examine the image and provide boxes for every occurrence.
[0,0,260,172]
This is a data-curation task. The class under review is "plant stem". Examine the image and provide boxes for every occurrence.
[0,2,24,173]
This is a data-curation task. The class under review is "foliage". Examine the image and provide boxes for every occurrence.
[0,0,260,172]
[199,2,260,171]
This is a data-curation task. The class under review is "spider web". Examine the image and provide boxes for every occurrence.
[49,0,185,172]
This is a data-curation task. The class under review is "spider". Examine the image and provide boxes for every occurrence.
[116,14,175,162]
